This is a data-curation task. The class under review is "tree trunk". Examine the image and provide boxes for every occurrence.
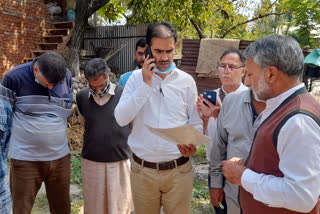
[69,18,87,77]
[68,0,110,77]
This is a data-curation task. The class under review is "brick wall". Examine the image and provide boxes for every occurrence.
[0,0,51,78]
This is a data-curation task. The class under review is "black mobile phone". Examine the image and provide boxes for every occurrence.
[145,46,153,59]
[203,89,217,105]
[145,46,155,70]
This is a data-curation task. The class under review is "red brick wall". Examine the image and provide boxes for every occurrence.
[0,0,51,78]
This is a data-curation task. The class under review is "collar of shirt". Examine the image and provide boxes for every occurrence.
[152,67,178,81]
[88,82,116,106]
[243,88,252,104]
[260,83,304,123]
[221,83,247,95]
[217,83,247,104]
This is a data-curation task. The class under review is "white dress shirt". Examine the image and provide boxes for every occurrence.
[206,83,248,160]
[114,68,202,162]
[241,83,320,213]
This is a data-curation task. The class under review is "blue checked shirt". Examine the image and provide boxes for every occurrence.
[0,98,13,214]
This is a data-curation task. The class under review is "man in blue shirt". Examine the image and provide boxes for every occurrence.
[0,98,12,214]
[0,52,73,214]
[118,38,147,86]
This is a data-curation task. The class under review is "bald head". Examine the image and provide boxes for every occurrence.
[146,21,177,46]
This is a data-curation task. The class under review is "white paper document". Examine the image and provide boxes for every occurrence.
[146,125,211,146]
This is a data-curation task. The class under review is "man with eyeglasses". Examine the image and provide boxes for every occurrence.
[197,49,247,214]
[206,72,266,214]
[222,35,320,214]
[76,58,132,214]
[0,52,73,214]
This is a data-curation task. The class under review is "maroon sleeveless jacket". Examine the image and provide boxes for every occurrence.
[240,87,320,214]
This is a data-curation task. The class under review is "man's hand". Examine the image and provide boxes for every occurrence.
[177,144,197,157]
[222,157,247,186]
[197,95,221,119]
[210,187,224,208]
[142,55,156,86]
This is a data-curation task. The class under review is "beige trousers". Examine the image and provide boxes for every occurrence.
[131,159,193,214]
[82,158,132,214]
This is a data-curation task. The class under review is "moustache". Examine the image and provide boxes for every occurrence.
[158,60,170,64]
[221,74,232,78]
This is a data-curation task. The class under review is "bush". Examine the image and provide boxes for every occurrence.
[71,152,82,185]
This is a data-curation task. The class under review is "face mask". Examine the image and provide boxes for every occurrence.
[89,81,110,98]
[34,70,41,84]
[156,63,176,74]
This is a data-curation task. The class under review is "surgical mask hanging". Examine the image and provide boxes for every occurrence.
[34,71,40,84]
[156,63,176,74]
[89,81,110,98]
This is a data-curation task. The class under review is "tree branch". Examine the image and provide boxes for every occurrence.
[189,18,206,39]
[89,0,110,17]
[221,12,286,38]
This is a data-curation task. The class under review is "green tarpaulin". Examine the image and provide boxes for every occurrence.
[304,49,320,67]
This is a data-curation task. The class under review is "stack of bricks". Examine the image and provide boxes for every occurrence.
[0,0,51,78]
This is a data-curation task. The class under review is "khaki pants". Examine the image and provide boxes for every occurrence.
[131,159,193,214]
[82,158,132,214]
[10,154,71,214]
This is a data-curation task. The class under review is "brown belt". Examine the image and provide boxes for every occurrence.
[132,153,189,170]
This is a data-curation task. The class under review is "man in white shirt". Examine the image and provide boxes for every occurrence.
[114,21,202,214]
[222,35,320,214]
[197,49,247,214]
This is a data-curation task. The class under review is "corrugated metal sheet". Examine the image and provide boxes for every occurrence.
[83,24,148,74]
[179,39,254,93]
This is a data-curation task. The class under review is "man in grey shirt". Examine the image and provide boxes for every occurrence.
[208,74,266,214]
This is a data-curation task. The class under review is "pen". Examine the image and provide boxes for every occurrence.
[160,88,165,97]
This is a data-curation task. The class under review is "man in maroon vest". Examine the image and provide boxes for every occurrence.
[221,34,320,214]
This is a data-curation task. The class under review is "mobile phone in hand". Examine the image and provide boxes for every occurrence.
[203,89,217,105]
[145,46,155,71]
[145,46,153,58]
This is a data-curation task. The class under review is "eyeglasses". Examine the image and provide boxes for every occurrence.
[216,65,244,72]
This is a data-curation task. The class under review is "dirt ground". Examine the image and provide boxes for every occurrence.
[67,107,84,152]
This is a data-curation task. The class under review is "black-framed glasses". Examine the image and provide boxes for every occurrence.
[216,65,244,72]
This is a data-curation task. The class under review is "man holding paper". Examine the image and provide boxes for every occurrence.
[114,21,202,214]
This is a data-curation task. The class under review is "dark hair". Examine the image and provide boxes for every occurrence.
[244,34,304,77]
[37,52,67,84]
[146,21,177,46]
[136,38,146,50]
[84,58,110,79]
[220,49,246,65]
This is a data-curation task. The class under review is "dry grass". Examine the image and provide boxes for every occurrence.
[67,106,84,152]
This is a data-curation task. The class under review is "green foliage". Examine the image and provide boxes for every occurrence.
[71,200,84,214]
[71,152,82,185]
[192,145,208,164]
[97,0,126,24]
[191,178,214,214]
[193,178,210,199]
[123,0,320,46]
[251,0,320,48]
[126,0,255,39]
